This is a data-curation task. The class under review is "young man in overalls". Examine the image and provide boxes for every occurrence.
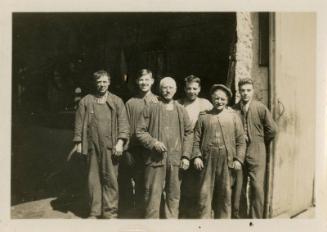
[73,70,129,219]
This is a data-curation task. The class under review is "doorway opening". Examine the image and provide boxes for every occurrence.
[12,12,237,114]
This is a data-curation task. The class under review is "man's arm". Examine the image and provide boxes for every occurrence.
[114,97,130,156]
[181,108,193,160]
[192,114,204,160]
[261,104,278,143]
[73,99,85,143]
[136,106,158,150]
[234,113,246,164]
[116,97,130,142]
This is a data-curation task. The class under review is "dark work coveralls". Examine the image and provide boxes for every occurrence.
[73,93,129,218]
[193,109,246,218]
[119,93,158,218]
[87,102,119,218]
[145,107,182,218]
[136,102,193,219]
[233,100,277,218]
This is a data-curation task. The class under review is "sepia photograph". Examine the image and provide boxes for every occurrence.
[10,11,316,219]
[1,0,327,231]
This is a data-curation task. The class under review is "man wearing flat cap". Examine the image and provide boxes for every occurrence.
[192,84,246,218]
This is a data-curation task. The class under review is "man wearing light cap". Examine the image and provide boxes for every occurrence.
[136,77,193,218]
[192,84,246,218]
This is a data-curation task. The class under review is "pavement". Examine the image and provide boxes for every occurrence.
[11,198,81,219]
[11,121,316,219]
[11,121,89,219]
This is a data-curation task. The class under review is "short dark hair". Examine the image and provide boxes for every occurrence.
[238,78,254,89]
[93,70,110,82]
[136,69,153,79]
[184,75,201,86]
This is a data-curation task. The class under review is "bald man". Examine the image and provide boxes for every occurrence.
[136,77,193,218]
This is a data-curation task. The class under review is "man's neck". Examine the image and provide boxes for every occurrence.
[162,99,174,110]
[212,107,224,114]
[163,99,173,104]
[184,97,198,104]
[241,99,252,106]
[138,90,151,98]
[96,91,108,98]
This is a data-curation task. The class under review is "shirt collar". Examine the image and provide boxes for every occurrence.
[240,99,252,113]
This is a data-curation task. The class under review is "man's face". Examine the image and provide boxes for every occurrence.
[137,74,154,93]
[184,82,201,101]
[160,80,177,101]
[211,89,228,110]
[96,75,110,95]
[239,83,254,103]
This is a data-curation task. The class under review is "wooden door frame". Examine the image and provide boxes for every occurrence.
[264,12,277,218]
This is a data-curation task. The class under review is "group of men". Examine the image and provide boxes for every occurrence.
[73,69,277,219]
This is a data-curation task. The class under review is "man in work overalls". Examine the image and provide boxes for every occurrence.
[136,77,193,218]
[73,70,129,219]
[233,78,277,218]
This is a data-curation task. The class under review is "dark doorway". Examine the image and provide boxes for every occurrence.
[11,13,236,214]
[12,12,236,114]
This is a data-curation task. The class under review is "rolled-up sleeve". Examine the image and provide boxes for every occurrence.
[116,97,130,141]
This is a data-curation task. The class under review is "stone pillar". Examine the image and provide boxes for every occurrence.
[235,12,254,103]
[235,12,269,105]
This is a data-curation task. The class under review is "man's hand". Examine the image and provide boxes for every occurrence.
[153,141,167,153]
[114,139,124,157]
[75,142,82,153]
[180,158,190,170]
[233,160,242,170]
[194,157,204,170]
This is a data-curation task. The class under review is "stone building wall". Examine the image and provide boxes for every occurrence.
[235,12,269,106]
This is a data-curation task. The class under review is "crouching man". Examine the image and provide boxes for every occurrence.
[73,70,129,219]
[192,84,246,218]
[136,77,193,218]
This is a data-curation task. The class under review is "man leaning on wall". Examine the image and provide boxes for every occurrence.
[233,78,277,219]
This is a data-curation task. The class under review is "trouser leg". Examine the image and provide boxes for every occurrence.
[246,142,267,219]
[179,167,199,218]
[197,155,215,219]
[144,165,165,218]
[101,149,119,219]
[118,152,134,218]
[88,148,102,217]
[232,169,243,218]
[238,164,251,218]
[212,150,232,219]
[133,155,145,218]
[163,165,181,219]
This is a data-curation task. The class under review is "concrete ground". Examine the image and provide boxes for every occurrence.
[11,117,89,219]
[11,198,81,219]
[11,119,316,219]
